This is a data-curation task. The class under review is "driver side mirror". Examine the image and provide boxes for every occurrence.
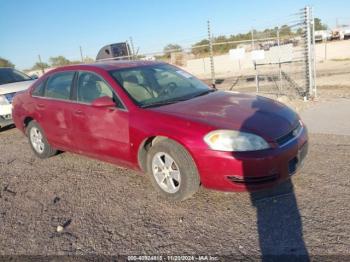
[91,96,116,108]
[31,74,39,80]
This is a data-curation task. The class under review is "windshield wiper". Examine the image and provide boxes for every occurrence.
[141,89,216,109]
[190,89,216,98]
[141,99,187,108]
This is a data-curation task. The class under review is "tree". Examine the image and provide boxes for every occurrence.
[314,18,328,30]
[279,25,292,36]
[192,39,209,55]
[213,35,230,53]
[31,62,49,71]
[163,44,182,58]
[69,60,82,65]
[83,56,95,63]
[49,56,71,67]
[185,19,328,57]
[0,57,14,68]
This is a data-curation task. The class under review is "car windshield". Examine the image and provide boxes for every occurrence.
[0,68,32,85]
[109,64,213,108]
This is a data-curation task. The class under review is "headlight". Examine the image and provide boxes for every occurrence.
[204,130,270,152]
[0,95,9,106]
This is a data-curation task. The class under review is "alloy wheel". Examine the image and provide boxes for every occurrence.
[151,152,181,194]
[30,127,45,154]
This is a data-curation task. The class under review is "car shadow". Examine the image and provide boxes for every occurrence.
[0,124,15,133]
[250,180,309,261]
[238,97,309,261]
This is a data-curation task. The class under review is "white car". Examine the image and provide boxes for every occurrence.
[0,68,36,129]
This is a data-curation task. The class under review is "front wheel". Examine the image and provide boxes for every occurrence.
[147,139,200,201]
[26,121,58,159]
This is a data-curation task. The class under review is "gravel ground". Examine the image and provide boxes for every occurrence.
[0,126,349,260]
[301,98,350,136]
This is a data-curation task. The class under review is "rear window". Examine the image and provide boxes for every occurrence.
[45,72,75,100]
[0,68,31,85]
[77,72,113,103]
[32,80,46,96]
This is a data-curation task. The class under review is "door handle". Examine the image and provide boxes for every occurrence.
[36,103,45,109]
[74,110,85,116]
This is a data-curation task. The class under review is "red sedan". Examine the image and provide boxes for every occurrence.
[12,61,308,201]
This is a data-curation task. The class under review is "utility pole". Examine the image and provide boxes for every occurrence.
[324,37,328,61]
[38,54,44,74]
[125,41,131,60]
[207,20,215,87]
[79,46,84,63]
[129,37,136,60]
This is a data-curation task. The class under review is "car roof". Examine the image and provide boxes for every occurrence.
[0,67,16,70]
[52,60,167,72]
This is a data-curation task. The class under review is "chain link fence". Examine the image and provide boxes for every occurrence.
[137,6,317,100]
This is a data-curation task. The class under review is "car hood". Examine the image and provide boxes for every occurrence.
[150,91,299,140]
[0,80,35,95]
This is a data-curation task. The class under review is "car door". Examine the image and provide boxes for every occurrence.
[32,71,75,149]
[70,71,131,165]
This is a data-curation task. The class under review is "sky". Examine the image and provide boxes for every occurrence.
[1,0,350,70]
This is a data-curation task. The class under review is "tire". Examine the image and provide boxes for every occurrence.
[146,139,200,201]
[26,120,58,159]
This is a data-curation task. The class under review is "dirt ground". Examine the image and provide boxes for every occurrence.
[1,61,350,260]
[0,112,350,260]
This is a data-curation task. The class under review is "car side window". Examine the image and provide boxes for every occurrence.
[32,80,46,96]
[77,72,125,109]
[45,72,75,100]
[115,70,156,102]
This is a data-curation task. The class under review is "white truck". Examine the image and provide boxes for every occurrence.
[344,27,350,39]
[315,30,332,42]
[331,27,350,40]
[0,68,36,129]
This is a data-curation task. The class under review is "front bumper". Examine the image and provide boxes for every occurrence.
[0,105,13,128]
[194,127,308,192]
[0,114,13,128]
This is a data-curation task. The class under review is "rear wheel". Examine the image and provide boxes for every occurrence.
[147,139,200,201]
[26,121,57,158]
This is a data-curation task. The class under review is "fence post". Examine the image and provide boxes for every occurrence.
[304,6,313,99]
[277,28,283,92]
[207,20,215,86]
[254,62,259,93]
[312,10,317,98]
[202,58,206,74]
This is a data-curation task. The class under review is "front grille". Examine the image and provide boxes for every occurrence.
[288,142,308,175]
[276,122,302,146]
[4,92,16,103]
[227,174,278,185]
[0,114,12,120]
[288,157,298,174]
